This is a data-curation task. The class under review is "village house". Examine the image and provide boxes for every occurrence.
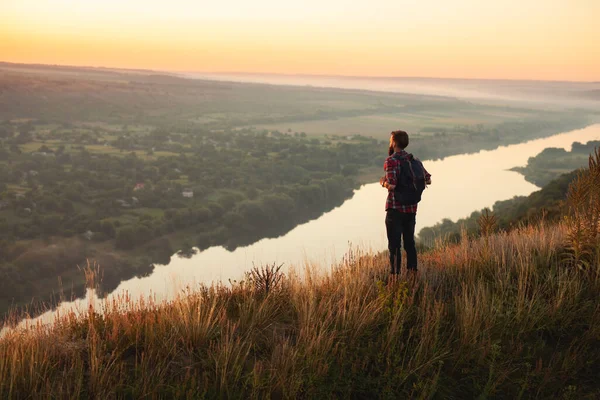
[116,199,131,208]
[133,183,145,191]
[182,189,194,198]
[31,151,55,157]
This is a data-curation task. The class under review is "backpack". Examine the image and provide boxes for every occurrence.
[392,153,427,205]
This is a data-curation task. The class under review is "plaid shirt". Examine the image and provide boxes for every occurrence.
[384,150,430,213]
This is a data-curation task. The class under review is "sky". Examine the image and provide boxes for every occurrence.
[1,0,599,81]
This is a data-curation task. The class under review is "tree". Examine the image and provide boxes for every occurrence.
[38,145,53,153]
[0,126,12,139]
[342,165,359,177]
[116,226,137,250]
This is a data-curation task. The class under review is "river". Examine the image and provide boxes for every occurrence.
[4,124,600,333]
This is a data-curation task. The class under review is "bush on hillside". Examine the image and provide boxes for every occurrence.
[564,147,600,268]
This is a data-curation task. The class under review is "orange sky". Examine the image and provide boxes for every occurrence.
[1,0,599,81]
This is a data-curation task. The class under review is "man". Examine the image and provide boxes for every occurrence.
[380,130,431,276]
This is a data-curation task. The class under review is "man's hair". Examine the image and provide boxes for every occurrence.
[391,130,409,149]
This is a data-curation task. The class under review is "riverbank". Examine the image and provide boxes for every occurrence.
[510,140,600,186]
[1,186,354,323]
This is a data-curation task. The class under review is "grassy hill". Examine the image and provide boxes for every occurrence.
[1,223,598,398]
[1,163,599,399]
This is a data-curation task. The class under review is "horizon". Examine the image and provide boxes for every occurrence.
[1,0,599,82]
[2,60,598,85]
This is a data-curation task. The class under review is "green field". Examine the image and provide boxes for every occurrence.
[250,108,535,138]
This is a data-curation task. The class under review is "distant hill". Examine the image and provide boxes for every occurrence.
[583,89,600,99]
[0,61,158,75]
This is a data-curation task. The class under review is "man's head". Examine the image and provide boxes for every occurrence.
[389,130,409,153]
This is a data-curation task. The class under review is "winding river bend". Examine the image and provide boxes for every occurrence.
[5,124,600,332]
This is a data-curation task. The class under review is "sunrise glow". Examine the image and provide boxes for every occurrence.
[1,0,599,81]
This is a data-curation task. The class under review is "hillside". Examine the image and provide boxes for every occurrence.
[2,62,545,136]
[1,221,598,398]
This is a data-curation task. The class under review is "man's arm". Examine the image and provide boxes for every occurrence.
[423,164,432,185]
[383,159,397,191]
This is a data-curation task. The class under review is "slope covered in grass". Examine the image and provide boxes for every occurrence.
[1,221,599,399]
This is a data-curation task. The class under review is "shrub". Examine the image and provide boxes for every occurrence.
[564,147,600,269]
[245,262,285,295]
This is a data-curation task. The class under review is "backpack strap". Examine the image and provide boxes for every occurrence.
[406,158,418,191]
[392,152,416,190]
[391,152,405,182]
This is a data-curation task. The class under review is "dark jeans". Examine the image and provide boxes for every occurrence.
[385,210,417,274]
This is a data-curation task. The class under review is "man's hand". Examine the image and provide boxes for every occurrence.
[380,176,396,190]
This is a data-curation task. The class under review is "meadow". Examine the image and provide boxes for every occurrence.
[250,106,537,139]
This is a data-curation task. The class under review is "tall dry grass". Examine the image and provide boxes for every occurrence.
[1,220,599,399]
[564,147,600,269]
